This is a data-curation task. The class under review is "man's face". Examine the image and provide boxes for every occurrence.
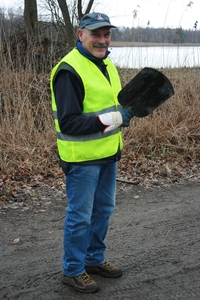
[78,27,111,58]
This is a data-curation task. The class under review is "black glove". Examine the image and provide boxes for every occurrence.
[119,108,134,127]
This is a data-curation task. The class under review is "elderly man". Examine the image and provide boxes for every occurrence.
[50,12,133,293]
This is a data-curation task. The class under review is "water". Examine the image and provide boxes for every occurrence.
[108,46,200,68]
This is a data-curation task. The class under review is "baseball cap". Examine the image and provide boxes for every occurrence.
[80,12,117,30]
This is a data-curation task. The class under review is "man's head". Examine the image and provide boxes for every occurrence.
[77,12,116,58]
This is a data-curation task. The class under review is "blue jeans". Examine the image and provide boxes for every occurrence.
[63,162,117,277]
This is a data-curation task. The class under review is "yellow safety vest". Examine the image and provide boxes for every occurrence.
[50,48,123,162]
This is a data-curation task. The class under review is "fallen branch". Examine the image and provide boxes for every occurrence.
[116,177,140,185]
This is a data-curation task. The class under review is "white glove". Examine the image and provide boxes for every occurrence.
[98,111,123,133]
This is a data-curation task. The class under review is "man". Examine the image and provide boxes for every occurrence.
[50,12,134,294]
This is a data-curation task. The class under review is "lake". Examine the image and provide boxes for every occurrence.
[108,46,200,68]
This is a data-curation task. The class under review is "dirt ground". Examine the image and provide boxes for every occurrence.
[1,179,200,300]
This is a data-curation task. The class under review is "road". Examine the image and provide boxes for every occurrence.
[1,181,200,299]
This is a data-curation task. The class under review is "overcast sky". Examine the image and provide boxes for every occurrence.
[96,0,199,29]
[0,0,199,30]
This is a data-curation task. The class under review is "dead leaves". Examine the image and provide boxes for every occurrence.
[12,238,20,245]
[0,163,65,202]
[118,155,200,187]
[0,154,199,204]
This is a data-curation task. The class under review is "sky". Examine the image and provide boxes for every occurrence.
[95,0,199,29]
[0,0,199,30]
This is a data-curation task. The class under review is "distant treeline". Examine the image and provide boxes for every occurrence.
[111,27,200,44]
[0,11,199,46]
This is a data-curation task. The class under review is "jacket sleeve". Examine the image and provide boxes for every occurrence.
[53,68,106,135]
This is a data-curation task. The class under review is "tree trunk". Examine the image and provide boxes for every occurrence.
[57,0,76,50]
[24,0,38,36]
[77,0,94,19]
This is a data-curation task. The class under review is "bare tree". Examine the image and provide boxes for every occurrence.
[44,0,95,50]
[77,0,94,20]
[2,0,95,71]
[57,0,95,49]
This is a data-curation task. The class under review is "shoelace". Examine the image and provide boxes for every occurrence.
[79,272,92,284]
[102,261,114,270]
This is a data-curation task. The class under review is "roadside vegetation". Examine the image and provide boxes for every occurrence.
[0,0,200,199]
[0,51,199,182]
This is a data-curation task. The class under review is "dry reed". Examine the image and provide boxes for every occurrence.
[118,67,200,160]
[0,54,200,178]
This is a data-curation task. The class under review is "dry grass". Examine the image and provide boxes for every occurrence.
[0,56,200,178]
[0,66,57,177]
[118,67,200,161]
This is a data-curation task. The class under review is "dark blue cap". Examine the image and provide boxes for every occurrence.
[80,12,117,30]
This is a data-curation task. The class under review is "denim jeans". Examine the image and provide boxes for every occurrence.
[63,162,117,277]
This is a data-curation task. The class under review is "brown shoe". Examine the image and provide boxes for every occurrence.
[62,272,99,293]
[85,261,123,278]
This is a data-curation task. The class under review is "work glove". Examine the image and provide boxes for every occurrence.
[98,108,134,133]
[119,108,134,127]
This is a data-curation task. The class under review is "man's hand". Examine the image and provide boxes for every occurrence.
[119,108,134,127]
[98,108,134,133]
